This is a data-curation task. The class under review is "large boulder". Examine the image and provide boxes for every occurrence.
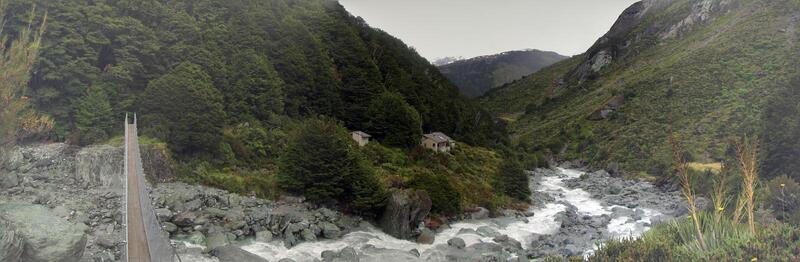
[73,145,124,192]
[141,144,178,183]
[211,245,268,262]
[379,189,431,239]
[0,203,87,262]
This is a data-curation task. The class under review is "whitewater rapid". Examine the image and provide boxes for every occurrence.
[228,168,662,261]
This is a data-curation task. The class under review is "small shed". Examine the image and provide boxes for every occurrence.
[351,131,371,147]
[421,132,454,153]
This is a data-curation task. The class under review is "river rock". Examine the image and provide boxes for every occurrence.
[416,228,435,244]
[205,232,232,250]
[173,211,197,227]
[0,202,87,262]
[447,237,466,249]
[155,208,173,221]
[457,228,477,235]
[321,222,341,239]
[469,207,490,220]
[187,231,206,246]
[323,246,359,262]
[493,235,523,251]
[379,189,431,239]
[95,236,115,249]
[255,230,273,242]
[212,245,268,262]
[476,226,501,237]
[73,145,124,191]
[162,222,178,233]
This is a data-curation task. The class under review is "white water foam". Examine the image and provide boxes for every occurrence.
[235,168,661,261]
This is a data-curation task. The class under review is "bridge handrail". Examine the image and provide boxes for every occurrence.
[126,113,175,262]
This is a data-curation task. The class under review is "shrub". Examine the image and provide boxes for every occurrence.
[591,212,800,261]
[766,175,800,224]
[186,162,279,199]
[405,167,462,215]
[494,158,531,202]
[222,122,286,167]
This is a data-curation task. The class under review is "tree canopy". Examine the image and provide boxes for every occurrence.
[277,117,385,215]
[366,92,422,148]
[140,62,225,157]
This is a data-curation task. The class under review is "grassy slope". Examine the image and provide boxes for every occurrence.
[482,0,800,173]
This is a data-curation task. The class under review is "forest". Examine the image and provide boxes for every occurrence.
[1,0,534,216]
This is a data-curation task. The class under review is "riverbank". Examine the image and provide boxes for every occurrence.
[0,143,691,261]
[161,165,690,261]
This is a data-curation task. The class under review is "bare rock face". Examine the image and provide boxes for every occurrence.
[74,145,123,192]
[0,202,88,262]
[141,144,178,183]
[379,189,432,239]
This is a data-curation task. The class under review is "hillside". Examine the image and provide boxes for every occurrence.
[2,0,530,218]
[438,49,567,97]
[0,0,505,152]
[481,0,800,176]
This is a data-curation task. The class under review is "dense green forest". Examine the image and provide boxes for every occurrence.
[1,0,535,215]
[2,0,504,151]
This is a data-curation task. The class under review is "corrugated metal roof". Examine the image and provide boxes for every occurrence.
[422,132,452,143]
[351,131,371,138]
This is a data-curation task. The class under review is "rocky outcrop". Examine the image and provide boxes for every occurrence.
[74,145,123,192]
[379,189,431,239]
[0,143,129,261]
[141,144,178,183]
[587,95,624,121]
[0,202,88,262]
[149,182,361,251]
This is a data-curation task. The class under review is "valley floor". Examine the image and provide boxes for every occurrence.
[165,166,688,261]
[0,143,689,261]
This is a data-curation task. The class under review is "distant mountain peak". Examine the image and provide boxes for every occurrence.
[436,49,567,98]
[431,56,464,66]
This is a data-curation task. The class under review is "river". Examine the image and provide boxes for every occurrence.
[221,167,680,261]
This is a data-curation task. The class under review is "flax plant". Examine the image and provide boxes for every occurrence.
[734,136,759,234]
[669,134,706,251]
[711,163,730,224]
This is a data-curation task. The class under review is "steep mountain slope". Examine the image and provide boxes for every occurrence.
[482,0,800,175]
[2,0,503,152]
[438,50,567,97]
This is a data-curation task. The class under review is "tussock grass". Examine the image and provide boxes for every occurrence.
[688,162,723,174]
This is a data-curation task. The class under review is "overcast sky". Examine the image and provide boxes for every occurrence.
[338,0,639,61]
